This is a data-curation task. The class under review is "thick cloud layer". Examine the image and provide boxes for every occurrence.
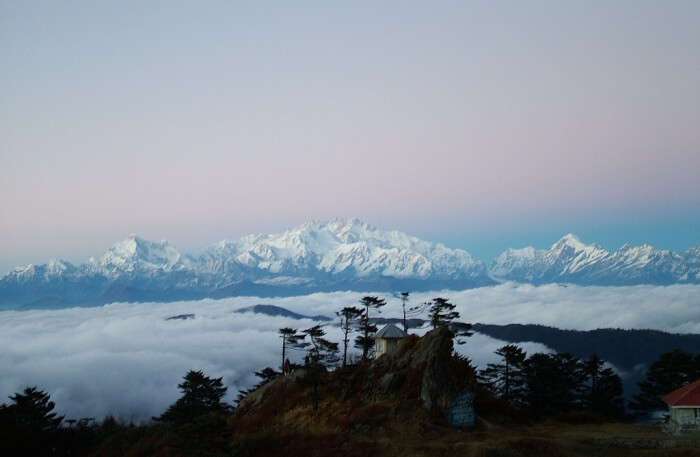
[1,283,698,421]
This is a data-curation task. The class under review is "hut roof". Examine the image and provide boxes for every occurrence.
[663,379,700,407]
[375,324,407,339]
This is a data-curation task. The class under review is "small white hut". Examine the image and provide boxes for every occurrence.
[374,324,407,357]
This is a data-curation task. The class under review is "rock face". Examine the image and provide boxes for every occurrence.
[366,326,476,421]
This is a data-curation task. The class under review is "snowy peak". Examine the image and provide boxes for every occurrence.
[1,224,698,310]
[489,234,699,285]
[549,234,608,258]
[5,258,78,283]
[93,235,185,276]
[552,233,586,250]
[199,218,485,280]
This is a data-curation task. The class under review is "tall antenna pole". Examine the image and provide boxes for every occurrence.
[401,291,409,333]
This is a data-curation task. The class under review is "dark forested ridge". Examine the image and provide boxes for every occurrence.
[473,323,700,398]
[473,324,700,371]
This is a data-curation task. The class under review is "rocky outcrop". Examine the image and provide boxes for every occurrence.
[365,326,476,419]
[234,327,477,428]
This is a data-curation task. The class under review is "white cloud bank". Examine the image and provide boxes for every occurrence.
[1,283,698,421]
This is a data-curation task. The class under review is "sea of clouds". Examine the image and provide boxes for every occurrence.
[1,282,699,422]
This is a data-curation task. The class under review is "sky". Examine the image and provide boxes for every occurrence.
[2,283,698,421]
[1,1,699,273]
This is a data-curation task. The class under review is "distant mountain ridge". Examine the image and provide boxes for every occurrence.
[0,220,697,309]
[233,304,333,322]
[490,233,699,285]
[0,218,491,309]
[473,323,700,399]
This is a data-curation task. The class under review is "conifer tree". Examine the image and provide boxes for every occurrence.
[523,353,581,417]
[236,367,280,404]
[354,296,386,361]
[0,387,64,456]
[337,306,363,367]
[3,386,64,432]
[479,345,527,407]
[303,325,340,368]
[427,297,459,328]
[579,354,625,418]
[302,325,340,411]
[156,370,228,423]
[278,327,307,375]
[629,349,700,416]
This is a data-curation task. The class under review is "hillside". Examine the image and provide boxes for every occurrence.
[80,327,700,457]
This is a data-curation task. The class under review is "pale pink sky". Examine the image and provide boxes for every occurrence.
[1,1,699,271]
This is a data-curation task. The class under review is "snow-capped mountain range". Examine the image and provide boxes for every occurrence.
[1,219,698,309]
[489,233,699,285]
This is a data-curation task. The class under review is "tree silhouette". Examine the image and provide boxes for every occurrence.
[278,327,307,375]
[479,345,527,407]
[629,349,700,416]
[427,297,459,328]
[579,354,625,418]
[523,353,582,417]
[236,367,280,404]
[156,370,228,424]
[303,325,340,411]
[0,386,63,456]
[337,306,363,368]
[354,296,386,361]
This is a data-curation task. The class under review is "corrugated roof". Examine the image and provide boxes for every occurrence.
[663,379,700,407]
[375,324,406,339]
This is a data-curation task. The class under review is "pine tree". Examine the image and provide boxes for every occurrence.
[354,296,386,361]
[236,367,280,404]
[427,297,459,328]
[579,354,625,418]
[0,387,64,456]
[302,325,340,411]
[479,345,527,407]
[523,353,581,417]
[337,306,363,368]
[303,325,340,368]
[156,370,228,423]
[3,386,63,432]
[278,327,307,375]
[629,349,700,416]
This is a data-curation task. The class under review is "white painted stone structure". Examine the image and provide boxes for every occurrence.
[374,324,406,357]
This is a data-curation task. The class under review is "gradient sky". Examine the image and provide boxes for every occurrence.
[1,1,699,273]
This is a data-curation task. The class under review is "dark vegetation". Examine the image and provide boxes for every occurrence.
[474,323,700,400]
[473,324,700,373]
[355,296,386,361]
[2,295,699,456]
[629,349,700,415]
